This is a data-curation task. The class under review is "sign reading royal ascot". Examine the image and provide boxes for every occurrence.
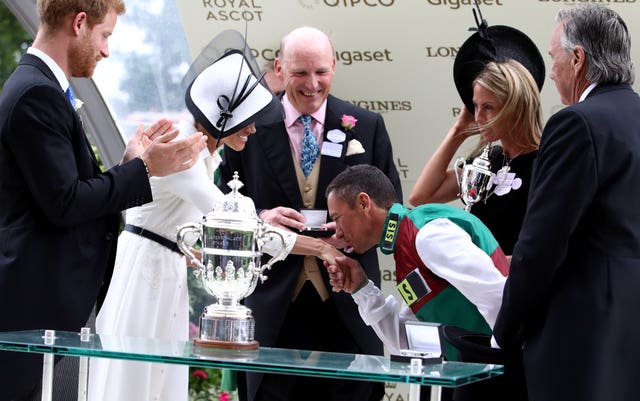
[201,0,265,21]
[176,0,640,398]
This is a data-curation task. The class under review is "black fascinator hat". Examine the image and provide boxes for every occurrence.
[453,4,545,113]
[183,30,283,146]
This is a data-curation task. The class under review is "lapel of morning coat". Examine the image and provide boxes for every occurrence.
[315,95,350,209]
[257,120,305,208]
[20,54,100,171]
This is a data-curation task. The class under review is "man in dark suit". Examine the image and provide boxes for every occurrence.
[494,5,640,401]
[218,26,402,401]
[0,1,206,400]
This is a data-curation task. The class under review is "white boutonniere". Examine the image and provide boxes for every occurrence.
[345,138,365,156]
[487,169,523,196]
[74,98,84,111]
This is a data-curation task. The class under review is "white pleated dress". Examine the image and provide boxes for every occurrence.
[87,131,296,401]
[87,140,221,401]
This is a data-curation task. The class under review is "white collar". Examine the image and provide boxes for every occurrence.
[26,47,70,91]
[282,93,327,129]
[212,147,223,165]
[197,144,223,162]
[579,83,598,102]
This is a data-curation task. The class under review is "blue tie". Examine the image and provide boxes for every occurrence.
[65,86,76,109]
[299,114,318,177]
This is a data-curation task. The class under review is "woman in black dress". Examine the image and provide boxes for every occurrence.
[410,59,543,255]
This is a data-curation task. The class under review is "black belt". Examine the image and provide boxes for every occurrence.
[124,224,181,254]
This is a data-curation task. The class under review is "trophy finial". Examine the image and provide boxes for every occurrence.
[227,171,245,195]
[473,144,492,170]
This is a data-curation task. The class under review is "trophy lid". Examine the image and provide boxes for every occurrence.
[206,171,259,227]
[472,144,492,172]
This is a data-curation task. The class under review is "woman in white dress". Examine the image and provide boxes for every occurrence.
[88,35,341,401]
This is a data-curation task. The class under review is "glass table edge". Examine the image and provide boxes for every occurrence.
[0,330,504,387]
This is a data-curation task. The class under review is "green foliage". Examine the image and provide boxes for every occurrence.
[90,145,105,172]
[0,2,31,90]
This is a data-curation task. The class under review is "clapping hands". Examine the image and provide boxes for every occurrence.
[123,118,208,177]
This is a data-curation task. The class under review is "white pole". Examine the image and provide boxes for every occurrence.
[41,330,56,401]
[77,327,92,401]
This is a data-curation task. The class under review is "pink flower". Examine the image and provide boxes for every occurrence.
[192,369,208,380]
[340,114,357,132]
[189,322,199,340]
[219,391,230,401]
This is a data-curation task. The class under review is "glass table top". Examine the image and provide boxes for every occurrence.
[0,330,503,387]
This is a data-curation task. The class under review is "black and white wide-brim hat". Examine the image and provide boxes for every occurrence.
[183,30,283,141]
[453,23,546,113]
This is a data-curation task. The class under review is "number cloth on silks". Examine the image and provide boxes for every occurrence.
[380,203,509,357]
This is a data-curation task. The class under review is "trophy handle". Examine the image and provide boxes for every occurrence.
[256,228,287,282]
[176,223,205,270]
[454,157,466,198]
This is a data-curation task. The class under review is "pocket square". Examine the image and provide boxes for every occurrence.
[345,139,365,156]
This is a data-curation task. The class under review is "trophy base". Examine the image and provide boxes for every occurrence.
[193,338,259,350]
[195,307,258,350]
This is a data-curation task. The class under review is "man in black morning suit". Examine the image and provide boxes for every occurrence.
[218,27,402,401]
[0,1,206,400]
[494,5,640,401]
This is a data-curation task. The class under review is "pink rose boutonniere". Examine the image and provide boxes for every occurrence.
[340,114,365,156]
[340,114,358,133]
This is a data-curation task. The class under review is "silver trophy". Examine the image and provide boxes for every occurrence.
[454,144,493,211]
[177,172,286,350]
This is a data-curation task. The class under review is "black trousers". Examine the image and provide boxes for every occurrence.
[11,310,96,401]
[12,356,79,401]
[251,281,384,401]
